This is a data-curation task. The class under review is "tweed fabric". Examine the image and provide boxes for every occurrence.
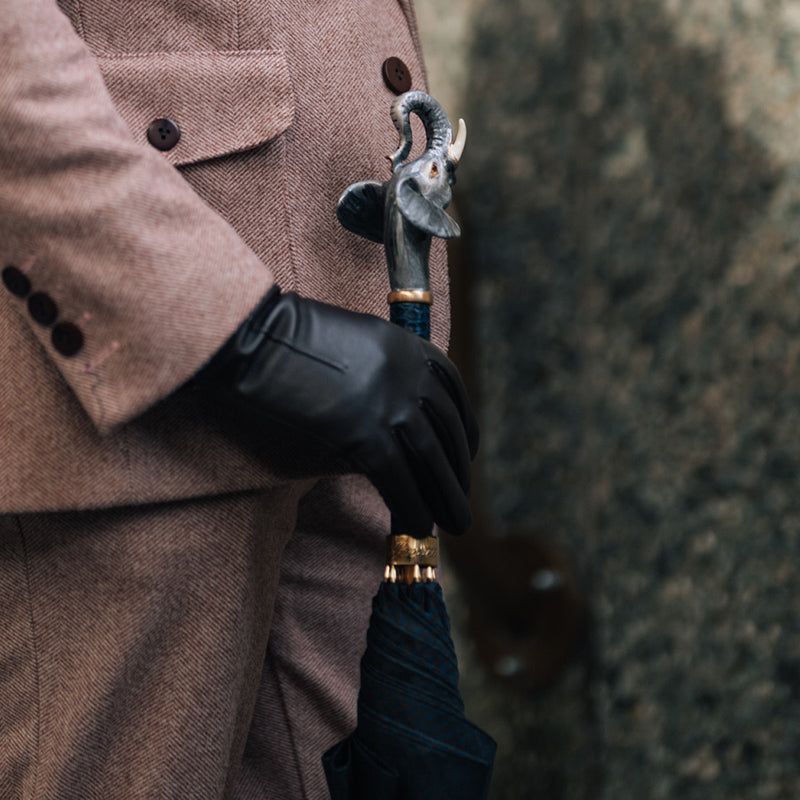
[0,478,389,799]
[0,0,449,513]
[235,476,391,799]
[0,487,300,798]
[0,3,452,796]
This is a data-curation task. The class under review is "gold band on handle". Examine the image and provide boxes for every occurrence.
[384,535,439,584]
[386,534,439,567]
[387,290,433,305]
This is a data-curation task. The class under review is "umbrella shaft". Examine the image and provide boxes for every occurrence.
[387,298,435,582]
[389,300,430,340]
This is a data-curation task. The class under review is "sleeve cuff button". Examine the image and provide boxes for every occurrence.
[2,265,31,298]
[52,322,84,357]
[28,292,59,326]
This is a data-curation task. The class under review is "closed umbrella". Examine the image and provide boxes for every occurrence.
[323,580,496,799]
[324,92,496,799]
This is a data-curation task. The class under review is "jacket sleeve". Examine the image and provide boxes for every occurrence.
[0,0,277,434]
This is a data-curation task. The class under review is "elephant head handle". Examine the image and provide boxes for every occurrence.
[336,91,466,336]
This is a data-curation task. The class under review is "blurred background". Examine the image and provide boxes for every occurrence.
[417,1,800,798]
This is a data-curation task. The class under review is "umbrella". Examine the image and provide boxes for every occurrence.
[322,579,497,799]
[324,92,497,798]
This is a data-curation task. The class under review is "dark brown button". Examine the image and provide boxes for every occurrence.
[51,322,84,357]
[2,265,31,298]
[28,292,58,326]
[147,118,181,151]
[382,57,412,94]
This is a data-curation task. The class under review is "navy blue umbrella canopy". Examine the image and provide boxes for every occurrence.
[323,581,496,799]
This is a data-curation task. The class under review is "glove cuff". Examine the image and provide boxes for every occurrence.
[196,284,282,385]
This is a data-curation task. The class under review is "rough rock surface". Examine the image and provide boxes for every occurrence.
[419,1,800,797]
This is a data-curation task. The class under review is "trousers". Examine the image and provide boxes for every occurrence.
[0,476,388,799]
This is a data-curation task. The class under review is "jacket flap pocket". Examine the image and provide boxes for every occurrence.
[97,50,295,166]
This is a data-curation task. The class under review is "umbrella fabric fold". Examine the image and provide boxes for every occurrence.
[323,582,497,799]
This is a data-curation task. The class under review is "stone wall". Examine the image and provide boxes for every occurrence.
[419,1,800,797]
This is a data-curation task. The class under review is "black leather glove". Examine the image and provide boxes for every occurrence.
[199,287,479,536]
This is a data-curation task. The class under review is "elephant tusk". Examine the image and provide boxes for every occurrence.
[448,118,467,163]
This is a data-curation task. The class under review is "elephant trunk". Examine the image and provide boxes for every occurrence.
[389,91,453,170]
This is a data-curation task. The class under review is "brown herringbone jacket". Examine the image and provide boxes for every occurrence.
[0,0,450,512]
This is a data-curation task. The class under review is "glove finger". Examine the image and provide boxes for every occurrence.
[418,388,472,494]
[424,352,479,459]
[393,416,472,536]
[356,435,436,536]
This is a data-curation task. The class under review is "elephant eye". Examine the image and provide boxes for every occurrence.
[429,163,440,178]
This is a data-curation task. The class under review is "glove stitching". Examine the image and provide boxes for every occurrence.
[263,332,348,373]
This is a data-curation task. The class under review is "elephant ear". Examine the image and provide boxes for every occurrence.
[395,177,461,239]
[336,180,386,244]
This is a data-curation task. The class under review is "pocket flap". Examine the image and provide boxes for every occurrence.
[97,50,295,166]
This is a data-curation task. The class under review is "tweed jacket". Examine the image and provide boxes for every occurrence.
[0,0,450,513]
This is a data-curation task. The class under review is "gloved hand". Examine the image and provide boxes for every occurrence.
[199,288,479,536]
